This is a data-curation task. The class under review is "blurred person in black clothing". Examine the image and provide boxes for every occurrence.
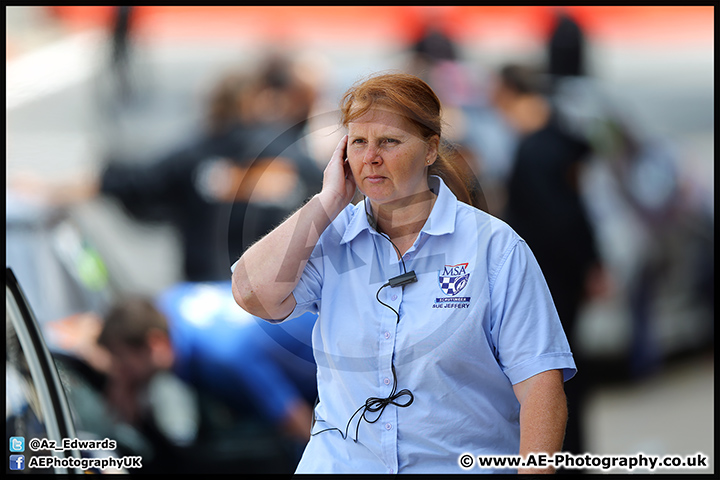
[10,53,323,283]
[101,53,323,282]
[544,9,714,379]
[491,63,611,465]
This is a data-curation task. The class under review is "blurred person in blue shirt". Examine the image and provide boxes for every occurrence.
[95,284,318,449]
[231,72,576,474]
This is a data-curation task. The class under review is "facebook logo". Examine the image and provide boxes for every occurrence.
[10,436,25,452]
[10,455,25,470]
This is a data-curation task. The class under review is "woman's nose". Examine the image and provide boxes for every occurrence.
[363,145,382,164]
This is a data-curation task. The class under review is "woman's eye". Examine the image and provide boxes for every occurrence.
[383,138,398,145]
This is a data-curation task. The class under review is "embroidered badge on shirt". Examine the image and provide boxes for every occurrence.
[434,263,472,309]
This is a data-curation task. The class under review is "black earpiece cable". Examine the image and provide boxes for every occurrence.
[365,195,415,283]
[310,197,416,443]
[310,362,414,443]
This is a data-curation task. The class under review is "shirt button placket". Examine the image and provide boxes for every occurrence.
[377,268,400,474]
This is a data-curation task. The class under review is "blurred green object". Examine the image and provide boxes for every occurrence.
[77,245,109,291]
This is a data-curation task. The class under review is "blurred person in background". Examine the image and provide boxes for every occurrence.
[404,20,489,212]
[404,13,518,218]
[224,51,324,260]
[490,62,611,466]
[96,291,318,468]
[542,9,714,381]
[10,52,324,283]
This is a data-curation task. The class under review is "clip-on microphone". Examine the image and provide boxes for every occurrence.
[365,197,418,288]
[389,271,417,287]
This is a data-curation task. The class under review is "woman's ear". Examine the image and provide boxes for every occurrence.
[425,135,440,166]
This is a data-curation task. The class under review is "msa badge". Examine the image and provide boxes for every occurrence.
[438,263,470,296]
[434,263,471,309]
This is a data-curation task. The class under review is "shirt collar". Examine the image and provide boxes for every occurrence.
[340,175,457,245]
[424,175,457,236]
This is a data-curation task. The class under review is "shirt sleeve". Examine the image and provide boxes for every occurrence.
[288,241,324,319]
[489,238,577,384]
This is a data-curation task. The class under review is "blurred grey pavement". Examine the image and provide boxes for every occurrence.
[6,6,714,475]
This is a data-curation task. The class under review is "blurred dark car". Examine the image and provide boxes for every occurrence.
[7,267,87,474]
[5,193,306,474]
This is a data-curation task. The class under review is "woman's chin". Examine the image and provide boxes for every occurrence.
[361,191,393,206]
[359,183,388,202]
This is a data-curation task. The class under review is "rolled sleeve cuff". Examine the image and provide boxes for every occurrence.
[504,352,577,385]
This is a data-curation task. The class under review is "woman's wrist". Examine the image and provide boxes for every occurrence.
[316,190,349,221]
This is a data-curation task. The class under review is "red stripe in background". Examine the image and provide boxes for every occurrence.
[43,6,713,48]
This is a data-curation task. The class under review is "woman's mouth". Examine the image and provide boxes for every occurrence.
[365,175,386,184]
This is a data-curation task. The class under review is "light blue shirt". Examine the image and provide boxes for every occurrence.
[275,176,576,474]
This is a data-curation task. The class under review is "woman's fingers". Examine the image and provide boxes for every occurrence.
[333,134,348,166]
[324,135,347,183]
[321,135,355,205]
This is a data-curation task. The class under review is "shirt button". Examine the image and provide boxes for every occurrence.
[384,331,391,339]
[391,294,398,301]
[384,377,391,385]
[385,423,392,430]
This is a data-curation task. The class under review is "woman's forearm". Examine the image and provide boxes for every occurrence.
[514,369,567,474]
[232,134,353,320]
[231,191,346,320]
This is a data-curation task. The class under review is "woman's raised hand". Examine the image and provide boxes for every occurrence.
[319,135,356,213]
